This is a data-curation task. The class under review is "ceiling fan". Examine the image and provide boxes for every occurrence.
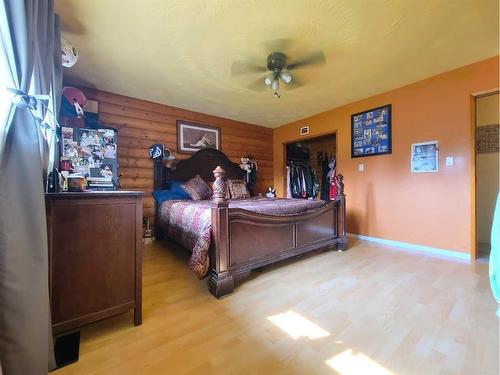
[231,39,326,98]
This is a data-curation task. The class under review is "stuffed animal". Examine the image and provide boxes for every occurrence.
[239,157,254,174]
[266,186,276,198]
[239,155,258,195]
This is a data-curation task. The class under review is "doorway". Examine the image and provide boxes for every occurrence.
[475,92,499,259]
[284,132,337,200]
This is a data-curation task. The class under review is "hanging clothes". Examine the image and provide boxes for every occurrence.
[286,166,292,198]
[286,161,319,199]
[320,152,330,200]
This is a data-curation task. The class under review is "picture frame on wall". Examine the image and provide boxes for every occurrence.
[176,120,221,154]
[410,140,438,173]
[351,104,392,158]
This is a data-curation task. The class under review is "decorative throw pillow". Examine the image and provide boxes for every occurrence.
[228,179,250,199]
[152,181,192,204]
[181,175,212,200]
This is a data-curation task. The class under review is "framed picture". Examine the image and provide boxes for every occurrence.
[176,120,221,154]
[411,141,438,173]
[351,104,392,158]
[300,125,310,136]
[60,125,118,189]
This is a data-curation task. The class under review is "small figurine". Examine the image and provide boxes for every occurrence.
[266,186,276,198]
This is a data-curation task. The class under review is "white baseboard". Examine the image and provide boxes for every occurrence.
[347,233,470,261]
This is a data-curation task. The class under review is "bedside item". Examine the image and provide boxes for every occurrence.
[351,104,392,158]
[46,191,143,334]
[181,174,212,200]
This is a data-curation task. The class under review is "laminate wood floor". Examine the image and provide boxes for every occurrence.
[55,239,499,375]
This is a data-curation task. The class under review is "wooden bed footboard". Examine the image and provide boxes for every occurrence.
[208,166,347,298]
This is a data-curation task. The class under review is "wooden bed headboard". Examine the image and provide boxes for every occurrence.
[153,148,246,191]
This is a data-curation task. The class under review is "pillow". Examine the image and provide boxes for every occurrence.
[228,179,250,199]
[181,175,212,200]
[152,181,192,204]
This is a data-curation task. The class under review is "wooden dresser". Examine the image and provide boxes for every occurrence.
[45,191,144,334]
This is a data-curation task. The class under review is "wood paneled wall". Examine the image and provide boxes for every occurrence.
[79,88,273,225]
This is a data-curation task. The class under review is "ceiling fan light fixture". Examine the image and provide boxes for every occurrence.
[280,71,292,84]
[271,78,279,91]
[264,74,274,86]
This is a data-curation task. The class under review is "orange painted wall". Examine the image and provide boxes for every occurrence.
[273,56,499,254]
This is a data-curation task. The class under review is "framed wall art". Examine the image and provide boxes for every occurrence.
[351,104,392,158]
[410,140,438,173]
[176,120,221,154]
[476,124,499,153]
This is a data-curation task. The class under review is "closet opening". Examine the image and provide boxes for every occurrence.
[284,132,337,200]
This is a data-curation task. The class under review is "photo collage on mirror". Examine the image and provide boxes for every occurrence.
[61,126,118,184]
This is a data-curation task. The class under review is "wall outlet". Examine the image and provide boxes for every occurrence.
[358,164,365,172]
[445,156,454,166]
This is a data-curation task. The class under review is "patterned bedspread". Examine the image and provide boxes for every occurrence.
[159,197,327,278]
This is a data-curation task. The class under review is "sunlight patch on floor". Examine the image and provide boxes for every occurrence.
[267,310,330,340]
[326,349,395,375]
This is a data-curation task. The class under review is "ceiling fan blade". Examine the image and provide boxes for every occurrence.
[231,60,267,76]
[287,50,326,70]
[262,38,295,53]
[246,77,267,91]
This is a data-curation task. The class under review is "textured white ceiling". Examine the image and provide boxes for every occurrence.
[55,0,499,128]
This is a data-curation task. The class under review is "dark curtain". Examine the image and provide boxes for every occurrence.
[0,0,62,373]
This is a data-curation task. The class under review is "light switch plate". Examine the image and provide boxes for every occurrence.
[445,156,454,166]
[358,164,365,172]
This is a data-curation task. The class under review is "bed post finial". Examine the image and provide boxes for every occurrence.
[213,166,227,204]
[335,174,344,197]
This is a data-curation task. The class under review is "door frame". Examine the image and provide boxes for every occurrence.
[282,130,338,197]
[470,88,499,261]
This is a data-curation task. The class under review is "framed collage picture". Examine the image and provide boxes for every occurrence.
[351,104,392,158]
[61,126,118,189]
